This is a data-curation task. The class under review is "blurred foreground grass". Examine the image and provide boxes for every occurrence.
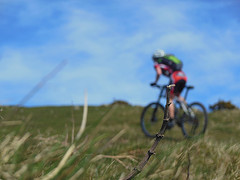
[0,105,239,179]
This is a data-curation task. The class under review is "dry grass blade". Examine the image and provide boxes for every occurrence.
[2,133,30,163]
[91,154,137,163]
[69,168,84,180]
[115,159,129,169]
[91,154,137,170]
[99,129,127,153]
[71,106,75,144]
[40,144,75,180]
[63,125,69,146]
[76,91,88,140]
[39,92,88,180]
[0,120,22,126]
[4,60,68,121]
[18,60,68,107]
[14,165,28,178]
[186,152,190,180]
[0,134,12,150]
[109,129,126,144]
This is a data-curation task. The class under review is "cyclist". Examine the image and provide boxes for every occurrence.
[150,49,187,129]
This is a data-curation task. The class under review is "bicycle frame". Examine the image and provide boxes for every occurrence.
[176,100,195,118]
[153,84,194,104]
[153,84,195,118]
[154,85,167,104]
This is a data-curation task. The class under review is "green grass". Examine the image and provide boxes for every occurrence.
[0,105,239,179]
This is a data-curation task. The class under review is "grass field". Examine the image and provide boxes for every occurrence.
[0,104,239,179]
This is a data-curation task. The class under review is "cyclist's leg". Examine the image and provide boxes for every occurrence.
[171,77,187,117]
[167,71,187,130]
[172,70,187,102]
[174,80,186,101]
[169,78,186,119]
[178,96,186,103]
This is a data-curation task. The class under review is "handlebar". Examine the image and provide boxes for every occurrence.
[151,84,194,100]
[151,84,194,90]
[150,84,168,89]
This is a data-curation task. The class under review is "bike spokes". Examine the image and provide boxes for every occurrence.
[181,102,208,137]
[141,103,165,138]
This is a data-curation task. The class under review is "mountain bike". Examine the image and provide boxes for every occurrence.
[140,84,208,138]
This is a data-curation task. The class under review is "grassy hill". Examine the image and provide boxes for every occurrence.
[0,104,239,179]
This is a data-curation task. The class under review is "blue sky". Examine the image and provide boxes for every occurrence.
[0,0,240,109]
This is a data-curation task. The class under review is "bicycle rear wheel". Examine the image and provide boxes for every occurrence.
[181,102,208,137]
[140,102,165,138]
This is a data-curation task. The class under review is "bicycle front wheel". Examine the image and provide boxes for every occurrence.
[140,102,165,138]
[181,102,208,137]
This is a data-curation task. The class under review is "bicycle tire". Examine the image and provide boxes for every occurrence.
[140,102,165,138]
[181,102,208,137]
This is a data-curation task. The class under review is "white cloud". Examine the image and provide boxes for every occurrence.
[0,49,37,81]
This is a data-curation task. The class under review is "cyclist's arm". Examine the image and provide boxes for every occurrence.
[153,63,162,83]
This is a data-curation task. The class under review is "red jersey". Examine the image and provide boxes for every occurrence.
[154,62,173,77]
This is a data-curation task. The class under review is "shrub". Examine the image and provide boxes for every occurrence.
[110,100,131,106]
[209,100,237,111]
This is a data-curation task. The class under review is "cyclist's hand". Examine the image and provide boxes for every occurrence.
[150,82,156,86]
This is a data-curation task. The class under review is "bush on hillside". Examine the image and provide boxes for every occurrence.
[110,100,131,106]
[209,100,237,111]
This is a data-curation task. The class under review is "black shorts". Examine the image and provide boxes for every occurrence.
[172,79,186,96]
